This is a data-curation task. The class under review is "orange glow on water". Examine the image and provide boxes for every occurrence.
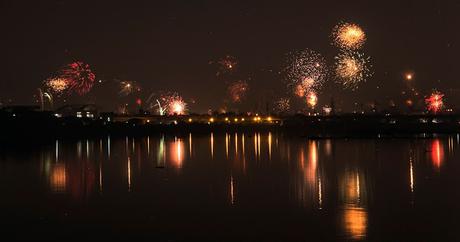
[431,140,444,169]
[170,138,185,168]
[343,207,367,240]
[50,164,66,193]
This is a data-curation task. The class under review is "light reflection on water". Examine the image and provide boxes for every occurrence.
[0,134,458,240]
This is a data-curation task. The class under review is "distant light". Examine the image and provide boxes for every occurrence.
[267,117,272,121]
[225,117,229,121]
[188,118,192,122]
[209,117,214,122]
[241,118,245,121]
[405,73,414,80]
[146,120,150,123]
[234,118,238,122]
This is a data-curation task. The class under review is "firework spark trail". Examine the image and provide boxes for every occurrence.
[228,80,249,103]
[425,91,444,113]
[285,49,327,97]
[59,61,96,95]
[332,22,366,50]
[334,51,372,89]
[119,80,141,96]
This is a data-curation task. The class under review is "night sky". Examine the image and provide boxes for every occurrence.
[1,0,459,113]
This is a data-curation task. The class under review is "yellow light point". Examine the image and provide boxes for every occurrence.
[253,117,258,122]
[209,117,214,122]
[405,73,413,80]
[188,118,192,122]
[241,118,245,121]
[234,118,238,122]
[257,117,261,121]
[267,117,272,121]
[225,117,229,121]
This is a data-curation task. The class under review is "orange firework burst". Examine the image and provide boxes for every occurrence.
[332,22,366,50]
[45,77,68,94]
[425,91,444,113]
[59,61,96,95]
[228,80,249,103]
[306,91,318,108]
[335,51,372,89]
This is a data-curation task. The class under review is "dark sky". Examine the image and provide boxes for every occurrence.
[1,0,459,113]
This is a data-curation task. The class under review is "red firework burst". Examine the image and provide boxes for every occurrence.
[60,61,96,95]
[425,91,444,113]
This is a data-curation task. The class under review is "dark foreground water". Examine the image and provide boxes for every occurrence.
[1,133,460,241]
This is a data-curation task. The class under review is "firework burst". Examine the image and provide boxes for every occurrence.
[213,55,238,76]
[332,22,366,50]
[149,92,188,115]
[425,91,444,113]
[335,51,372,89]
[306,91,318,109]
[59,61,96,95]
[228,80,249,103]
[285,49,327,97]
[44,77,69,94]
[274,98,290,113]
[119,80,141,96]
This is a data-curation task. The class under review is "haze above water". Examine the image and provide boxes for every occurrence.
[1,133,460,241]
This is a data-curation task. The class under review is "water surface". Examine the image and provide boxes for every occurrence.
[1,133,460,241]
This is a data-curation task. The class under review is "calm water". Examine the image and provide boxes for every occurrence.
[1,133,460,241]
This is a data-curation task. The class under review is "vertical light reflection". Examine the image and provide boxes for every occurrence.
[296,140,319,208]
[86,140,90,159]
[242,134,245,156]
[147,136,150,157]
[127,157,131,191]
[431,139,444,170]
[189,133,192,156]
[340,168,368,240]
[77,141,82,158]
[210,133,214,159]
[132,138,135,153]
[257,133,261,160]
[55,140,59,161]
[268,132,272,160]
[170,137,184,169]
[409,156,414,194]
[107,136,111,159]
[318,174,323,209]
[230,175,235,205]
[225,133,229,159]
[157,135,166,167]
[99,161,103,193]
[235,133,238,156]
